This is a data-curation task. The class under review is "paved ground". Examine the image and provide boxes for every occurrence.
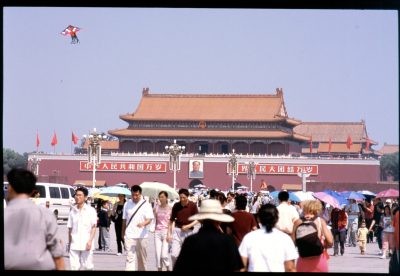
[57,220,390,272]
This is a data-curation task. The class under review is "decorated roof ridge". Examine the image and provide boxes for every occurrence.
[274,114,302,124]
[141,87,284,98]
[118,117,295,122]
[382,142,399,146]
[108,128,307,141]
[300,121,365,125]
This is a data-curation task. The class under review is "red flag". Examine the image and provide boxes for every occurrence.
[72,132,79,145]
[328,137,332,153]
[36,132,40,148]
[309,135,313,153]
[365,137,371,151]
[51,132,58,146]
[346,135,353,149]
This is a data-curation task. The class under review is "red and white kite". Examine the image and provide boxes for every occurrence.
[61,25,81,44]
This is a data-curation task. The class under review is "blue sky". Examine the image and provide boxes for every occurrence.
[3,8,398,154]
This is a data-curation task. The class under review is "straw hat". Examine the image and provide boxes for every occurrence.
[189,199,234,223]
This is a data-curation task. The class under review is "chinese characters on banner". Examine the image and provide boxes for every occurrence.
[229,164,318,175]
[80,161,167,172]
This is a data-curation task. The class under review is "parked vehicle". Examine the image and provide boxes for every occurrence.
[34,182,76,220]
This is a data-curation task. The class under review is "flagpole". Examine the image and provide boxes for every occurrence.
[36,130,39,153]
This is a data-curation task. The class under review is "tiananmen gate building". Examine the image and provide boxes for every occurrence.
[28,88,394,192]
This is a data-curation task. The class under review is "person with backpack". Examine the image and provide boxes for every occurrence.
[292,200,333,272]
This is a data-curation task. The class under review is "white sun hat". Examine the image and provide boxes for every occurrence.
[189,199,234,223]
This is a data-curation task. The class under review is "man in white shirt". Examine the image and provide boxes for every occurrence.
[275,191,299,235]
[67,186,98,270]
[122,185,154,271]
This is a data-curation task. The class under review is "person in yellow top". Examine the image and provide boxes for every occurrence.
[357,220,369,255]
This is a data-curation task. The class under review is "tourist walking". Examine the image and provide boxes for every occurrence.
[276,190,299,235]
[227,195,258,247]
[239,203,298,272]
[153,191,172,271]
[67,186,98,270]
[122,185,154,271]
[292,200,333,272]
[167,188,198,267]
[330,204,348,256]
[98,200,111,252]
[357,220,369,255]
[4,168,65,270]
[346,199,360,247]
[111,194,126,255]
[379,205,395,259]
[174,199,243,271]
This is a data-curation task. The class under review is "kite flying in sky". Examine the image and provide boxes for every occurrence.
[61,25,81,44]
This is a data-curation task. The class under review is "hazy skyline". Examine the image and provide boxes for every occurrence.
[3,8,398,154]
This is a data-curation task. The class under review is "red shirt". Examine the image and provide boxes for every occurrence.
[170,201,198,228]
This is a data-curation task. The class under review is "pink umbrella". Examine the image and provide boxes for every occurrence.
[312,192,340,209]
[376,188,399,199]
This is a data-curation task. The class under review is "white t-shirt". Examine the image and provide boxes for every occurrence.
[123,198,154,239]
[67,203,98,251]
[239,227,298,272]
[276,202,300,234]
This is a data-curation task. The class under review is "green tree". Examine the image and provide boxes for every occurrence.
[3,148,29,175]
[380,152,399,181]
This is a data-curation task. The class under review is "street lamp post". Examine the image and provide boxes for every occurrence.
[83,128,107,188]
[297,171,311,192]
[228,149,238,191]
[28,155,41,176]
[246,161,256,192]
[165,140,185,190]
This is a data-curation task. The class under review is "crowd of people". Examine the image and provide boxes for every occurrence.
[4,169,399,272]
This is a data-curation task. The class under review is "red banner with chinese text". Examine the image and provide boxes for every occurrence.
[80,161,167,172]
[230,164,318,175]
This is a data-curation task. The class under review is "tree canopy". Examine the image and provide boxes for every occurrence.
[3,148,28,175]
[380,152,399,181]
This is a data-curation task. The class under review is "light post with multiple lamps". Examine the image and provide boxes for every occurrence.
[83,128,107,188]
[28,155,41,176]
[246,161,257,192]
[165,139,185,190]
[227,149,239,191]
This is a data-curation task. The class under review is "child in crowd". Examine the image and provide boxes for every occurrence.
[357,220,369,255]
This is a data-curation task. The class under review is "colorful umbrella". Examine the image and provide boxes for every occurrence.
[376,188,399,199]
[99,186,132,197]
[139,181,179,200]
[293,191,315,201]
[88,187,102,197]
[93,193,111,201]
[313,192,340,209]
[288,192,301,202]
[346,191,366,201]
[357,190,376,197]
[269,191,280,199]
[322,190,349,206]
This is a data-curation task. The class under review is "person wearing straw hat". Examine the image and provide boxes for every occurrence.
[173,199,244,272]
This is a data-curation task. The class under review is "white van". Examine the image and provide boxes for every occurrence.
[34,182,76,220]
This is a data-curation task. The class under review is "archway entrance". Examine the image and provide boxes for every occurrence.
[188,179,204,189]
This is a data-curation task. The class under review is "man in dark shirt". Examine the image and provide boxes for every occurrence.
[369,199,384,254]
[167,188,198,267]
[174,199,243,272]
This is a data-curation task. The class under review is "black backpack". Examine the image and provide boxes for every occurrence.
[295,218,324,258]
